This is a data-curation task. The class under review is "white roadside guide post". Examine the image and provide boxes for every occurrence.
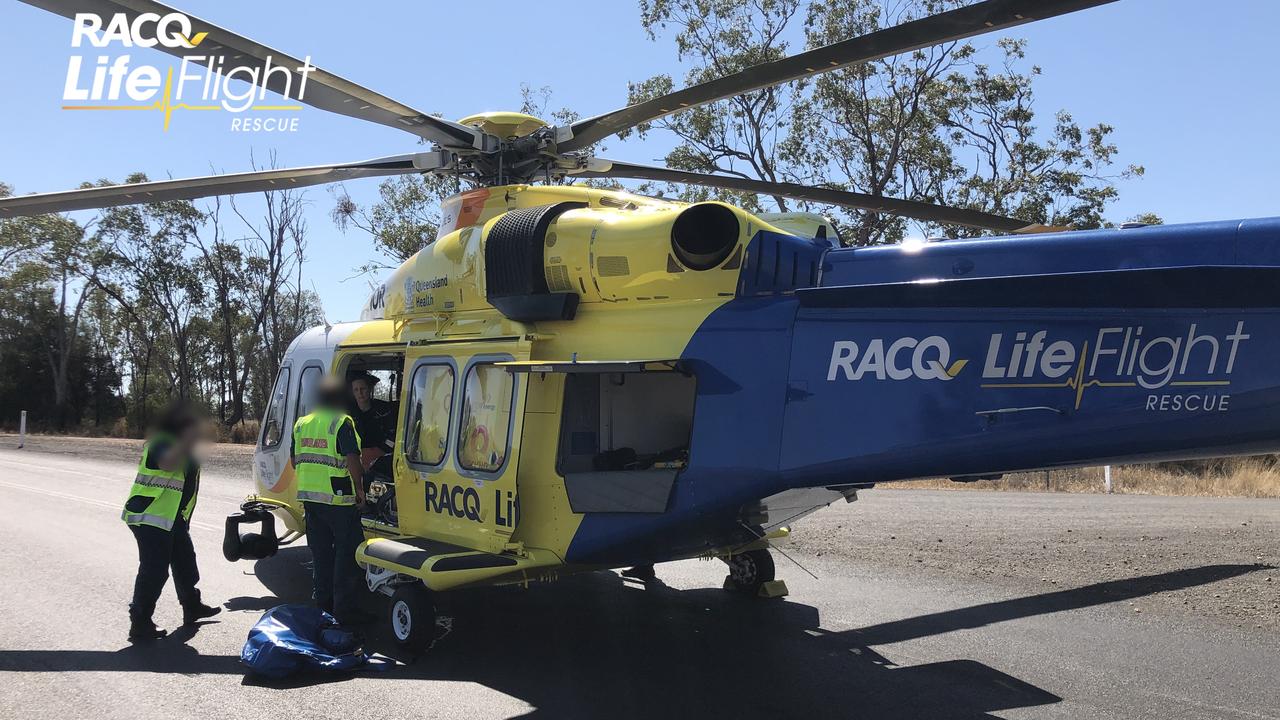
[18,410,26,449]
[1104,465,1113,494]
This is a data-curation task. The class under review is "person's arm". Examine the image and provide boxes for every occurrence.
[147,439,184,473]
[346,454,365,505]
[337,418,365,504]
[157,448,184,472]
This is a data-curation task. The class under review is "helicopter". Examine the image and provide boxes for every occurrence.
[8,0,1280,651]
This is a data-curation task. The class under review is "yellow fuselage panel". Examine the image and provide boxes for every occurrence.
[379,184,778,328]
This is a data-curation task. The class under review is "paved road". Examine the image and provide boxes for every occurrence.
[0,446,1276,720]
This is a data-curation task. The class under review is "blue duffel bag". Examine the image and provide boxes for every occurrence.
[240,604,367,679]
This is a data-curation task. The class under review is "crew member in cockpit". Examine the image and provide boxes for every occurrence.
[349,373,396,469]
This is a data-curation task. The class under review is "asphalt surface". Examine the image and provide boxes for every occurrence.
[0,442,1277,719]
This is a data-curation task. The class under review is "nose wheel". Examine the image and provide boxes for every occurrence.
[388,584,436,652]
[722,548,777,595]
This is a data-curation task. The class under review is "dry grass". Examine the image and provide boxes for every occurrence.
[67,417,132,438]
[3,418,263,445]
[212,419,260,445]
[906,456,1280,498]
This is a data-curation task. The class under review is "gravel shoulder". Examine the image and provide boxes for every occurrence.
[7,433,1277,632]
[0,433,253,478]
[789,488,1280,632]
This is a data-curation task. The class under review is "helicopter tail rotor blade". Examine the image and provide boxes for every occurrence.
[573,160,1048,234]
[555,0,1116,152]
[18,0,490,150]
[0,153,446,219]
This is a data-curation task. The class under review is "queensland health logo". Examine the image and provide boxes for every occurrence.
[61,12,314,131]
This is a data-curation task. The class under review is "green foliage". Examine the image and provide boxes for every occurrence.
[1124,212,1164,226]
[631,0,1144,245]
[0,170,324,436]
[332,172,462,270]
[627,0,804,213]
[932,38,1144,236]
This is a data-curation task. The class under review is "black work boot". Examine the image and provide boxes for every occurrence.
[128,619,168,642]
[182,603,222,625]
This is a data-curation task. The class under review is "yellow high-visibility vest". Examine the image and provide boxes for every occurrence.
[292,409,361,506]
[121,434,196,530]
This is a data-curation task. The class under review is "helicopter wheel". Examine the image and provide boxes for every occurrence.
[723,548,775,595]
[388,584,436,652]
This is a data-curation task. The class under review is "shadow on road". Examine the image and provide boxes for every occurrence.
[0,623,242,675]
[845,563,1269,647]
[0,547,1265,720]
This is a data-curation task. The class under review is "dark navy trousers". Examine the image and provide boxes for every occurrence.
[302,501,364,621]
[128,518,202,622]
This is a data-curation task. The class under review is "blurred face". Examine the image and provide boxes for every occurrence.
[176,419,203,449]
[352,379,373,409]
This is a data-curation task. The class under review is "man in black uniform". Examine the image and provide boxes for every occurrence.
[122,404,221,641]
[292,377,371,624]
[349,373,396,467]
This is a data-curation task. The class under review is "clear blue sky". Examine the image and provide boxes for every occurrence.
[3,0,1278,320]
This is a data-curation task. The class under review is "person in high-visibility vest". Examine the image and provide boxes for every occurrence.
[293,375,369,624]
[122,404,221,642]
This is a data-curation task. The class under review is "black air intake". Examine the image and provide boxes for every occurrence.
[485,202,585,321]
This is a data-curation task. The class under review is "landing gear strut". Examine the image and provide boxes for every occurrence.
[722,548,786,597]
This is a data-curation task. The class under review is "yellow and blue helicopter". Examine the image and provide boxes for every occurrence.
[7,0,1276,650]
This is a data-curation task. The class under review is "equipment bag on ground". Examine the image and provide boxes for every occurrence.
[240,604,367,679]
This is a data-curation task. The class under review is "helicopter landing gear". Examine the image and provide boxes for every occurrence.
[388,583,436,652]
[721,548,788,598]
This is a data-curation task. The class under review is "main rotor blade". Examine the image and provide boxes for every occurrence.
[20,0,487,149]
[575,160,1048,233]
[557,0,1116,152]
[0,154,437,219]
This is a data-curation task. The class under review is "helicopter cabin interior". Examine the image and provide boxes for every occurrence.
[341,352,404,421]
[327,350,407,524]
[550,364,696,514]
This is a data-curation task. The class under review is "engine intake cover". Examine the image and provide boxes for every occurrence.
[484,202,585,322]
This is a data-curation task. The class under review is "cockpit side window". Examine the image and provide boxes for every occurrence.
[260,366,291,449]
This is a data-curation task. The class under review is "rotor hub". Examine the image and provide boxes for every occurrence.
[458,111,548,140]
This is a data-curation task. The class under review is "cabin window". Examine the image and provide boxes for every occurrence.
[366,370,398,402]
[458,364,515,472]
[296,364,322,419]
[558,371,695,473]
[404,363,454,467]
[260,366,291,449]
